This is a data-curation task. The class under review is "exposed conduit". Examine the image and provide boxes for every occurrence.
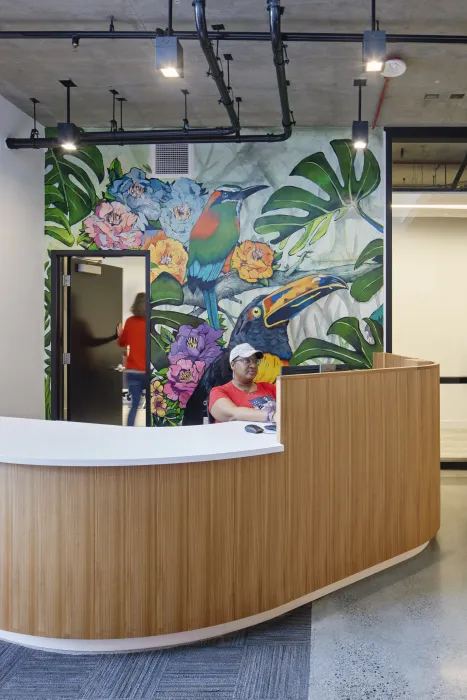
[6,0,293,149]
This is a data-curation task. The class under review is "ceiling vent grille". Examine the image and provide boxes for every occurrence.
[153,143,192,178]
[424,93,439,100]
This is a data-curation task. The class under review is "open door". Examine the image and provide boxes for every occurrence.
[67,258,124,425]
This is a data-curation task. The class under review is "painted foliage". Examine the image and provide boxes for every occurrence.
[44,130,384,424]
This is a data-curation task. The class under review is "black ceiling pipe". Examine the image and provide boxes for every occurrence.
[193,0,240,132]
[267,0,292,139]
[6,0,293,149]
[1,30,467,44]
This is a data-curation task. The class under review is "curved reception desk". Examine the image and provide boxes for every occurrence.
[0,353,440,652]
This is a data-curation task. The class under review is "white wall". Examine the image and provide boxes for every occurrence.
[104,257,146,323]
[392,193,467,427]
[0,95,44,418]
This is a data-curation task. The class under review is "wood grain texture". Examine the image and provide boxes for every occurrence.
[0,355,440,640]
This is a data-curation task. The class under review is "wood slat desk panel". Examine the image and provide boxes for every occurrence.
[0,355,440,640]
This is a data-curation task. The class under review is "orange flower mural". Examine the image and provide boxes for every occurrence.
[143,232,188,284]
[231,240,274,283]
[151,379,168,418]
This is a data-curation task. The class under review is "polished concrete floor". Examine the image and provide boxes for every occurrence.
[309,472,467,699]
[441,428,467,461]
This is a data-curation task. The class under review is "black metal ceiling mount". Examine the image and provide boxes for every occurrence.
[193,0,240,133]
[6,0,293,149]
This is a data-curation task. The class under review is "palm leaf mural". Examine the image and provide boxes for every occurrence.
[44,129,105,246]
[254,139,382,249]
[350,238,384,302]
[290,316,383,369]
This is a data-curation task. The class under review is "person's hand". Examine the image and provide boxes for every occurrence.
[116,322,123,337]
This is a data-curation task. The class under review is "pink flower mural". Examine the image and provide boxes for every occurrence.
[164,359,205,408]
[83,201,143,250]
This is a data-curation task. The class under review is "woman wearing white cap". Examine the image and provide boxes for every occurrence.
[208,343,277,423]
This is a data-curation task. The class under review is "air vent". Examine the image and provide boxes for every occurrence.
[424,93,439,100]
[450,93,465,100]
[153,143,192,178]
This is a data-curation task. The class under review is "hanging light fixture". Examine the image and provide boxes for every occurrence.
[352,79,368,150]
[156,35,184,78]
[155,1,183,78]
[363,0,386,72]
[57,79,80,151]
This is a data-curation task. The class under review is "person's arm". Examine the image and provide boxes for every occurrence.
[210,397,275,423]
[117,321,129,348]
[81,320,118,347]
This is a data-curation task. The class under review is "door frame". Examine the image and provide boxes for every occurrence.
[384,126,467,355]
[50,249,152,427]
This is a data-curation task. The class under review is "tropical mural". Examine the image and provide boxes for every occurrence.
[44,129,384,425]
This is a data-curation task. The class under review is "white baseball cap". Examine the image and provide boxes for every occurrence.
[229,343,264,364]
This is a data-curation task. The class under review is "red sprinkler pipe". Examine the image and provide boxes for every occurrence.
[372,76,390,129]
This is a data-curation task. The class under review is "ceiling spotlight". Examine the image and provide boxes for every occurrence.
[363,31,386,72]
[363,2,386,72]
[58,80,79,150]
[57,122,80,150]
[155,35,184,79]
[352,79,368,150]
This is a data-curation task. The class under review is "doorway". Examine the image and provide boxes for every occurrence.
[386,127,467,464]
[51,250,151,427]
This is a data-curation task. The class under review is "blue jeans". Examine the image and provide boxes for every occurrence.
[126,371,146,427]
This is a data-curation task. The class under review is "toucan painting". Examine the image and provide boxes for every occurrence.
[183,273,348,425]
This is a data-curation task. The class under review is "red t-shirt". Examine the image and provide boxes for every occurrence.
[209,381,276,416]
[118,316,146,372]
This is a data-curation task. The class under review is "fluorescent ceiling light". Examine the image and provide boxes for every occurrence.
[392,204,467,210]
[160,67,180,78]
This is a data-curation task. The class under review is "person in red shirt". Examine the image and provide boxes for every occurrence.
[117,292,147,426]
[209,343,277,423]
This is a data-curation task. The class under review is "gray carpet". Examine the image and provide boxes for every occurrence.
[0,605,311,699]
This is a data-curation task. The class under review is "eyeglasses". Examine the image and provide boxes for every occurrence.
[235,357,260,367]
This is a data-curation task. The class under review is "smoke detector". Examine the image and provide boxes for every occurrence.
[382,58,407,78]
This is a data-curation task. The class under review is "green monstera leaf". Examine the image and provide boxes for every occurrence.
[351,238,384,303]
[254,139,382,249]
[44,129,105,246]
[289,316,384,369]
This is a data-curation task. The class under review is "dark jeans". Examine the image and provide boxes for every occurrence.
[126,371,146,427]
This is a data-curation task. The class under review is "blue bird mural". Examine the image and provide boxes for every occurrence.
[187,184,269,330]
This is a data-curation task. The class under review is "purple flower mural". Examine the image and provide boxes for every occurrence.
[168,323,223,366]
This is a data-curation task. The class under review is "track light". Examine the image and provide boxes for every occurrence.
[363,1,386,72]
[155,35,184,78]
[57,122,80,151]
[352,79,368,150]
[58,80,79,150]
[363,30,386,72]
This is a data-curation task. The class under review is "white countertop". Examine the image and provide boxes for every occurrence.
[0,417,283,467]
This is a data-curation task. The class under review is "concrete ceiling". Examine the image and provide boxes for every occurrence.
[1,0,467,131]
